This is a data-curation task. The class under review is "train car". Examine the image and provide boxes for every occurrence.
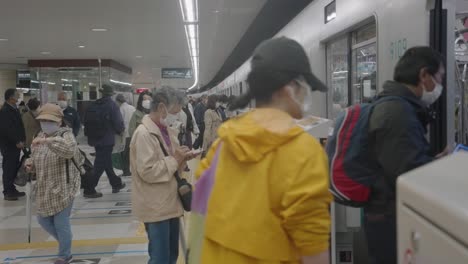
[207,0,468,263]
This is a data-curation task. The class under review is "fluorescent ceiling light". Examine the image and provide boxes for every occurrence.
[136,56,143,59]
[137,72,141,75]
[78,45,85,48]
[189,38,197,52]
[180,0,198,22]
[40,51,51,55]
[186,24,198,39]
[110,79,132,86]
[91,28,108,32]
[0,38,8,41]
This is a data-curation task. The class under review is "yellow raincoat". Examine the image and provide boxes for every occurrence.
[194,108,332,264]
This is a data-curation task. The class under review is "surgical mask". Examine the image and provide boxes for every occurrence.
[288,79,314,115]
[57,100,68,109]
[142,100,151,110]
[421,78,443,106]
[40,122,61,135]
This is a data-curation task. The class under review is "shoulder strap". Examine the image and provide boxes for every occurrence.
[59,130,82,173]
[153,133,183,182]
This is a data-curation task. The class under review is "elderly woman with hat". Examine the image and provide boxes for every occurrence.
[25,103,82,264]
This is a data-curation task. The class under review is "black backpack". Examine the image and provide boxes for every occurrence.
[84,100,110,140]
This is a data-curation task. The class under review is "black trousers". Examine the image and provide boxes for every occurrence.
[1,146,21,195]
[85,145,122,194]
[121,137,131,175]
[363,210,397,264]
[193,124,204,149]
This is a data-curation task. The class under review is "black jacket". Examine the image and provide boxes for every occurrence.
[194,102,206,127]
[0,103,26,148]
[369,81,434,201]
[63,106,81,137]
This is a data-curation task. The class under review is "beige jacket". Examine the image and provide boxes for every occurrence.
[203,109,222,151]
[130,115,183,223]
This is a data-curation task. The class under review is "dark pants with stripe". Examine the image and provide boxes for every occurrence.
[1,146,21,195]
[85,145,122,194]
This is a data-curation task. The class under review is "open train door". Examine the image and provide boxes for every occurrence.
[430,0,457,152]
[430,0,448,153]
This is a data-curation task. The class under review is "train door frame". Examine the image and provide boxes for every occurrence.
[326,20,377,118]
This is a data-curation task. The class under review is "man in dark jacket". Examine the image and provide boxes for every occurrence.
[0,89,26,201]
[57,92,81,137]
[83,84,126,198]
[365,47,448,264]
[193,94,207,149]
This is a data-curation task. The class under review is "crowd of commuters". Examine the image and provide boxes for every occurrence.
[0,37,451,264]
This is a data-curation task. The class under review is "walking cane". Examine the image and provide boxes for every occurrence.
[179,217,188,263]
[26,173,32,243]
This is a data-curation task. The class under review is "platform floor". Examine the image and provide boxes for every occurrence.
[0,141,197,264]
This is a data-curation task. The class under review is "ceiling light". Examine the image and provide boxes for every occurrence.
[91,28,108,32]
[78,45,85,48]
[41,51,51,55]
[136,56,143,59]
[110,79,132,86]
[179,0,198,22]
[137,72,141,75]
[213,10,220,13]
[0,38,8,41]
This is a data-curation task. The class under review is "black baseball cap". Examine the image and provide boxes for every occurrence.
[251,37,328,92]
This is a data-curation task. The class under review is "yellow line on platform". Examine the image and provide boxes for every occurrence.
[0,237,147,251]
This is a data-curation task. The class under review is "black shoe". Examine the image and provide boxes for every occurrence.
[112,183,126,193]
[12,191,26,197]
[84,192,103,198]
[4,194,19,201]
[122,172,131,177]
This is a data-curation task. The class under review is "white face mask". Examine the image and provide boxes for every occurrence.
[421,78,443,106]
[288,79,314,115]
[57,100,68,110]
[40,122,61,135]
[142,100,151,110]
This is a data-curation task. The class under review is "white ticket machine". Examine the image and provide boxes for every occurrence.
[397,153,468,264]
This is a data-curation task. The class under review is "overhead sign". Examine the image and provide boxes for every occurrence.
[162,68,193,79]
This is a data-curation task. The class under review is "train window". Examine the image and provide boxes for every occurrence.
[326,36,349,119]
[353,23,376,46]
[352,23,377,104]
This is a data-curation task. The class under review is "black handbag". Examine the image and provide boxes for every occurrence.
[155,136,192,212]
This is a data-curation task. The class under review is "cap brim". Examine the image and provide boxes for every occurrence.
[304,73,328,92]
[36,114,62,123]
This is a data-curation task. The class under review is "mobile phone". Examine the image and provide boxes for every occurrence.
[191,149,203,155]
[453,144,468,153]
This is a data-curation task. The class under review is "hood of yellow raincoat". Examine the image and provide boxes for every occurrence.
[217,108,305,162]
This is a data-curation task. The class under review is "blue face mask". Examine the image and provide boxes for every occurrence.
[40,122,61,135]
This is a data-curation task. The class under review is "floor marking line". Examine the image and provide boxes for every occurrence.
[0,237,147,251]
[71,215,131,220]
[72,207,131,211]
[4,250,147,261]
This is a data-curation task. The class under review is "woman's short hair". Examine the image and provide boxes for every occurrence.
[151,86,186,111]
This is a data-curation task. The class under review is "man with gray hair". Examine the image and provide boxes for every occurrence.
[130,87,196,264]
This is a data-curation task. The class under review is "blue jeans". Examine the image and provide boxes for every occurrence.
[37,201,74,259]
[145,218,180,264]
